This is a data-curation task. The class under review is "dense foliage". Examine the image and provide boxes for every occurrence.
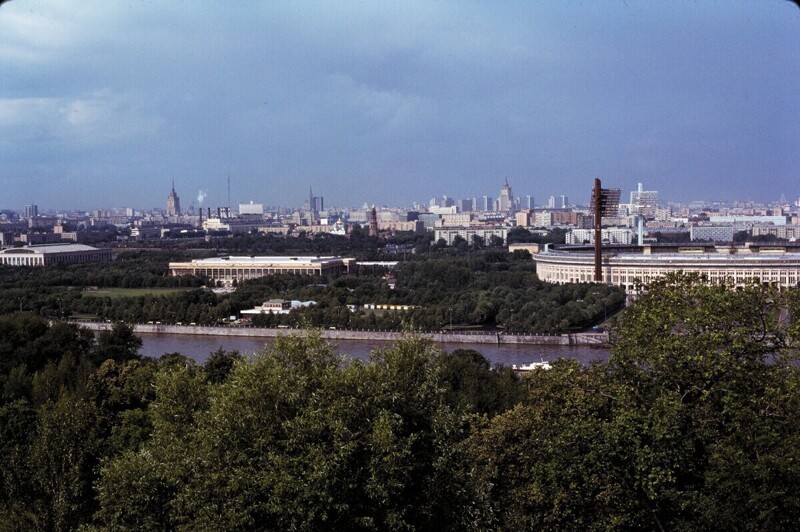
[0,250,623,333]
[240,254,623,333]
[2,273,800,529]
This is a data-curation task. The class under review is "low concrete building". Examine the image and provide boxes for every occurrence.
[241,299,292,315]
[689,224,735,242]
[752,225,800,241]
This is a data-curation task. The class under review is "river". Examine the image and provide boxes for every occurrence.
[139,333,612,367]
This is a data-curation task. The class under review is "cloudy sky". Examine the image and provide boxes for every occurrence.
[1,1,798,211]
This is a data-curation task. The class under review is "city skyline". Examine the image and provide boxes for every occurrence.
[11,175,800,215]
[1,1,798,209]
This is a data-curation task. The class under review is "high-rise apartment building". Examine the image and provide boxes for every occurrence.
[478,196,494,212]
[306,188,324,212]
[429,195,454,208]
[522,195,534,209]
[24,204,38,219]
[630,182,658,216]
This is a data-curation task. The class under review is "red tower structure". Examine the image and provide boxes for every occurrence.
[591,178,621,281]
[369,205,379,238]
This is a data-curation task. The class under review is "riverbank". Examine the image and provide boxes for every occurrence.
[72,321,609,346]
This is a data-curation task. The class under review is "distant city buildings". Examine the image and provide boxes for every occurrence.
[629,183,658,216]
[752,225,800,240]
[305,188,324,213]
[434,226,508,246]
[689,225,736,242]
[522,195,534,210]
[8,177,800,254]
[239,201,264,216]
[565,228,635,245]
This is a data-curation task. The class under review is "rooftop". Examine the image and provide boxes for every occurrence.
[184,255,348,265]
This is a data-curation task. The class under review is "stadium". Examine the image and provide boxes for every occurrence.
[532,243,800,293]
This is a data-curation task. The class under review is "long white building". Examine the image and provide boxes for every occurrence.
[0,243,114,266]
[169,255,355,286]
[566,228,635,245]
[533,243,800,293]
[434,226,508,246]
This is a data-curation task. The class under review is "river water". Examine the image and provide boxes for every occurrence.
[139,333,612,367]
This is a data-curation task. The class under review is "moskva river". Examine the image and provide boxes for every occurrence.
[139,333,612,367]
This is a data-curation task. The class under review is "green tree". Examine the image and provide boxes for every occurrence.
[605,273,800,529]
[0,400,37,528]
[92,322,142,364]
[95,333,476,530]
[437,349,523,416]
[203,347,242,384]
[30,394,102,531]
[462,274,800,529]
[94,361,208,530]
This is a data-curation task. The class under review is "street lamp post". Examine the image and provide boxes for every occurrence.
[448,307,453,331]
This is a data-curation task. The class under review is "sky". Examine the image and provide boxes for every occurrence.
[1,1,799,211]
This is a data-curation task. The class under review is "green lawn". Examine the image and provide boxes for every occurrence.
[82,287,194,299]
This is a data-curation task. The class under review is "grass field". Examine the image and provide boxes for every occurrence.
[82,287,194,299]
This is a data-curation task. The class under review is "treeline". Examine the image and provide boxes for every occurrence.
[2,274,800,529]
[0,250,624,333]
[222,254,623,332]
[128,226,561,258]
[131,229,432,259]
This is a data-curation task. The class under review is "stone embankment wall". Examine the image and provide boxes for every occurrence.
[74,322,609,346]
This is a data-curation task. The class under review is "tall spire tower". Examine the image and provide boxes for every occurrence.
[497,179,514,214]
[167,181,181,216]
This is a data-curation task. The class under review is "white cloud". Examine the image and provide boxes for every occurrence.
[0,90,163,147]
[324,73,434,135]
[0,0,121,64]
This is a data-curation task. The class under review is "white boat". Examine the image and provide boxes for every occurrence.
[512,359,552,371]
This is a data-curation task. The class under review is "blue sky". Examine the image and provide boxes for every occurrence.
[1,1,798,210]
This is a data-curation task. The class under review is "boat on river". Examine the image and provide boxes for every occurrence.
[512,359,552,371]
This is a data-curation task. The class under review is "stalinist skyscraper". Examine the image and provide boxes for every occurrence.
[166,181,181,216]
[497,179,514,214]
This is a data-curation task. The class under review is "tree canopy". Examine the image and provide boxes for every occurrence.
[2,274,800,529]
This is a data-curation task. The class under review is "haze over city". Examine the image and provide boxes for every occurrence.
[1,1,798,210]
